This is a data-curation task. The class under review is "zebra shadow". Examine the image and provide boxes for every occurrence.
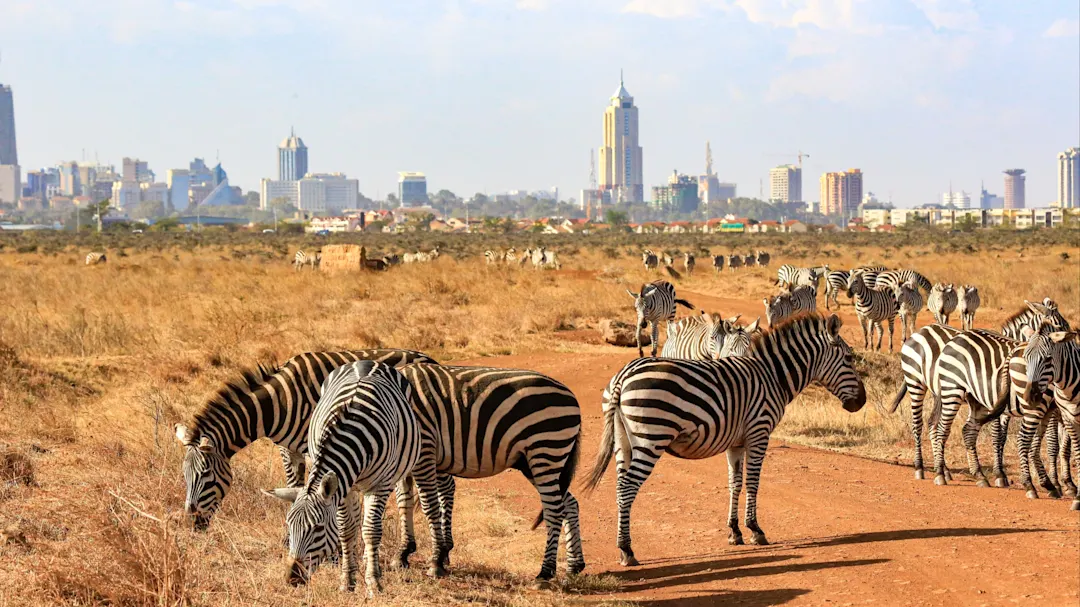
[608,557,888,593]
[791,526,1048,549]
[632,588,810,607]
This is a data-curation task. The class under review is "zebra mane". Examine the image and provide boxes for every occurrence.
[1002,306,1035,326]
[749,312,829,352]
[189,360,281,437]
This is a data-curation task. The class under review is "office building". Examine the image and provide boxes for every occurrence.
[0,164,19,205]
[58,161,81,196]
[0,83,16,166]
[260,178,298,210]
[122,157,152,184]
[598,74,644,203]
[140,182,170,206]
[398,172,427,207]
[1003,169,1025,209]
[651,170,700,214]
[1058,147,1079,208]
[278,129,309,181]
[942,190,971,209]
[166,169,190,211]
[297,173,358,212]
[111,180,140,210]
[979,185,1003,209]
[820,169,863,218]
[770,164,802,204]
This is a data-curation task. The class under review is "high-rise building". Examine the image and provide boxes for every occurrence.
[698,141,723,204]
[1058,147,1079,208]
[820,169,863,218]
[1003,169,1026,209]
[0,164,19,205]
[298,173,358,212]
[58,161,81,196]
[0,83,16,166]
[942,190,971,209]
[111,180,141,210]
[979,184,1003,209]
[651,170,700,214]
[166,169,191,211]
[278,129,309,181]
[769,165,802,204]
[599,73,644,204]
[122,157,152,184]
[398,172,427,207]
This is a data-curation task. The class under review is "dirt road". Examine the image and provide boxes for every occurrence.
[453,351,1080,607]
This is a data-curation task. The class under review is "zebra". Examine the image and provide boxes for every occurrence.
[927,283,958,325]
[521,248,533,267]
[875,269,932,295]
[894,279,924,342]
[756,251,771,267]
[582,314,865,564]
[382,254,401,267]
[847,271,897,351]
[743,253,757,268]
[531,247,548,269]
[719,317,760,357]
[642,250,659,271]
[776,264,826,289]
[484,249,503,265]
[683,252,695,276]
[1000,299,1067,340]
[661,312,742,360]
[294,250,319,270]
[394,364,585,582]
[173,348,437,531]
[85,252,107,265]
[662,253,674,267]
[264,361,420,595]
[727,254,743,272]
[542,249,562,270]
[504,248,517,265]
[825,269,850,311]
[851,266,888,289]
[958,285,981,330]
[762,286,815,328]
[712,254,725,274]
[626,280,695,357]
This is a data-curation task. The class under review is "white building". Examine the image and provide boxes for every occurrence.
[111,180,140,210]
[140,182,170,206]
[1058,146,1079,208]
[261,178,299,209]
[0,164,19,205]
[297,173,357,213]
[769,165,801,203]
[942,190,972,209]
[166,169,190,211]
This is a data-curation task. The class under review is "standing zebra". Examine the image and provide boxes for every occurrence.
[958,285,980,330]
[683,252,696,276]
[484,249,503,265]
[542,249,562,270]
[727,254,743,272]
[85,252,107,265]
[294,250,319,270]
[875,269,932,294]
[847,271,897,351]
[504,248,517,265]
[662,253,674,267]
[743,253,757,268]
[264,361,420,595]
[520,248,533,267]
[174,349,437,530]
[642,250,659,271]
[712,254,725,274]
[395,364,585,582]
[583,314,865,564]
[626,280,695,357]
[776,264,826,289]
[661,312,742,360]
[762,286,815,327]
[1001,299,1068,340]
[825,269,850,311]
[531,247,548,269]
[851,266,888,289]
[927,283,958,325]
[756,251,771,267]
[718,318,760,357]
[894,279,924,342]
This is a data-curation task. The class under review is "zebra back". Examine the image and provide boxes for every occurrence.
[662,313,737,360]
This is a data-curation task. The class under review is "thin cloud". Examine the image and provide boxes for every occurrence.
[1044,18,1079,38]
[622,0,725,19]
[909,0,980,31]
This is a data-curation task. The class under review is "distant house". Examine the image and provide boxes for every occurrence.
[783,220,807,233]
[751,220,781,233]
[665,221,695,234]
[873,223,896,233]
[306,216,362,233]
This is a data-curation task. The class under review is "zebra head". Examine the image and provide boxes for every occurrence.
[810,315,866,412]
[720,317,759,357]
[701,313,740,360]
[845,271,866,297]
[175,424,232,531]
[1018,299,1071,339]
[627,285,651,328]
[263,472,343,586]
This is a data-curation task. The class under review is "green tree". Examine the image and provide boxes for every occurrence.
[604,209,629,227]
[267,197,297,214]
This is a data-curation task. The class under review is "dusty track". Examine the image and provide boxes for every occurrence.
[453,351,1080,607]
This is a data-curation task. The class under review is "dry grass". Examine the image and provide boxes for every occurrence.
[0,234,1076,605]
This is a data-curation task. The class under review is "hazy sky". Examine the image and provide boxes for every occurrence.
[2,0,1078,206]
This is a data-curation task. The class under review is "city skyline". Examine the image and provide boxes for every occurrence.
[1,1,1078,207]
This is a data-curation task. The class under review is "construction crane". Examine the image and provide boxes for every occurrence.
[765,151,810,169]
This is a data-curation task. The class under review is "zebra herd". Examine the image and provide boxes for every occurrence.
[484,246,561,269]
[641,249,771,275]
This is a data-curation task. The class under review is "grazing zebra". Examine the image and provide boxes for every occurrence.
[396,364,585,582]
[173,349,437,530]
[642,250,659,271]
[264,361,420,595]
[762,286,816,328]
[894,280,924,342]
[294,250,319,270]
[712,254,725,274]
[927,283,958,325]
[847,272,897,351]
[727,254,743,272]
[661,312,742,360]
[776,264,826,289]
[85,252,107,265]
[530,247,548,269]
[958,285,980,330]
[683,252,695,276]
[825,270,850,311]
[484,249,503,265]
[756,251,771,267]
[662,253,674,267]
[504,248,517,265]
[520,248,533,267]
[583,314,865,564]
[743,253,757,268]
[382,254,401,266]
[626,280,695,357]
[875,269,932,294]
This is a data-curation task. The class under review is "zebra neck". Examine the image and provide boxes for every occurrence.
[193,377,291,458]
[754,340,813,407]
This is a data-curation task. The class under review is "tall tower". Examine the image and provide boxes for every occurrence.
[0,81,16,166]
[1058,147,1079,208]
[1003,169,1026,210]
[598,72,644,204]
[705,141,714,177]
[278,128,308,181]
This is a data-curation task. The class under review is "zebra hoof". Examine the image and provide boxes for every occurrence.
[728,533,744,546]
[1064,485,1078,498]
[914,469,925,480]
[934,475,948,486]
[749,532,768,546]
[994,477,1009,488]
[619,549,640,567]
[976,479,991,488]
[531,578,556,591]
[568,561,586,576]
[427,565,448,578]
[944,469,954,481]
[1047,488,1062,499]
[1025,489,1038,499]
[1071,500,1080,511]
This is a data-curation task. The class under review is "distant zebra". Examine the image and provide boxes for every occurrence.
[662,253,674,267]
[396,364,585,581]
[542,249,562,270]
[626,280,695,357]
[85,252,107,265]
[727,254,743,272]
[825,270,850,311]
[958,285,980,330]
[712,254,725,274]
[875,269,932,294]
[1001,298,1068,340]
[762,285,815,327]
[642,250,659,271]
[504,248,517,265]
[847,271,897,351]
[683,252,696,276]
[173,349,437,530]
[743,253,757,268]
[484,249,503,265]
[776,264,825,289]
[756,251,771,267]
[294,250,319,270]
[661,312,742,360]
[521,248,533,267]
[382,254,401,267]
[927,283,958,325]
[894,280,924,342]
[583,315,865,564]
[264,361,419,595]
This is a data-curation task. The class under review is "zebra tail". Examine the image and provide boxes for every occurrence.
[531,438,580,530]
[675,298,696,310]
[582,398,619,495]
[975,367,1012,424]
[887,382,908,414]
[928,391,943,429]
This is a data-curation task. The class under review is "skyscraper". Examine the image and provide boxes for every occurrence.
[0,83,16,166]
[599,73,644,204]
[1058,147,1079,208]
[278,129,309,181]
[1003,169,1026,210]
[942,190,971,209]
[769,165,802,204]
[398,172,427,207]
[820,169,863,218]
[122,157,152,183]
[698,141,723,204]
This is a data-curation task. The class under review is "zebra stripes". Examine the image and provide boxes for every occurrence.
[583,314,865,564]
[875,269,932,294]
[847,271,898,351]
[763,285,816,327]
[712,254,725,273]
[642,250,659,271]
[294,250,320,270]
[626,280,695,357]
[927,283,958,325]
[1021,329,1080,510]
[174,348,436,530]
[264,361,420,595]
[743,253,757,268]
[1001,299,1067,340]
[396,364,584,581]
[825,270,849,311]
[683,252,696,276]
[727,254,743,271]
[484,250,503,265]
[958,285,980,330]
[894,280,924,342]
[776,264,826,289]
[85,251,107,265]
[661,312,742,360]
[404,248,440,263]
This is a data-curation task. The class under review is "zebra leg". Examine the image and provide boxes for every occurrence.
[933,393,962,485]
[615,443,663,566]
[726,447,745,545]
[1061,420,1077,497]
[742,435,772,545]
[1061,415,1080,510]
[859,315,870,349]
[1031,412,1060,498]
[279,448,306,546]
[1018,413,1043,498]
[991,415,1010,488]
[337,490,362,593]
[361,488,392,596]
[409,462,448,576]
[649,321,660,358]
[636,315,645,358]
[436,474,456,567]
[525,457,567,583]
[960,406,991,487]
[392,475,418,569]
[909,386,927,479]
[563,492,586,575]
[887,317,895,352]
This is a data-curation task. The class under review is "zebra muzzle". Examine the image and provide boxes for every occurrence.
[286,559,311,586]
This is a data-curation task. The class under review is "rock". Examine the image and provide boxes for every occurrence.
[600,319,652,348]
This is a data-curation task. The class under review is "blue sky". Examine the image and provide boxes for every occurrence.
[2,0,1078,206]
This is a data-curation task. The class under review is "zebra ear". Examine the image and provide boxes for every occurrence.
[626,289,637,299]
[262,488,302,503]
[1025,300,1050,316]
[746,317,761,333]
[197,436,215,453]
[318,472,339,502]
[1049,331,1077,344]
[826,314,843,339]
[174,424,193,445]
[725,315,741,325]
